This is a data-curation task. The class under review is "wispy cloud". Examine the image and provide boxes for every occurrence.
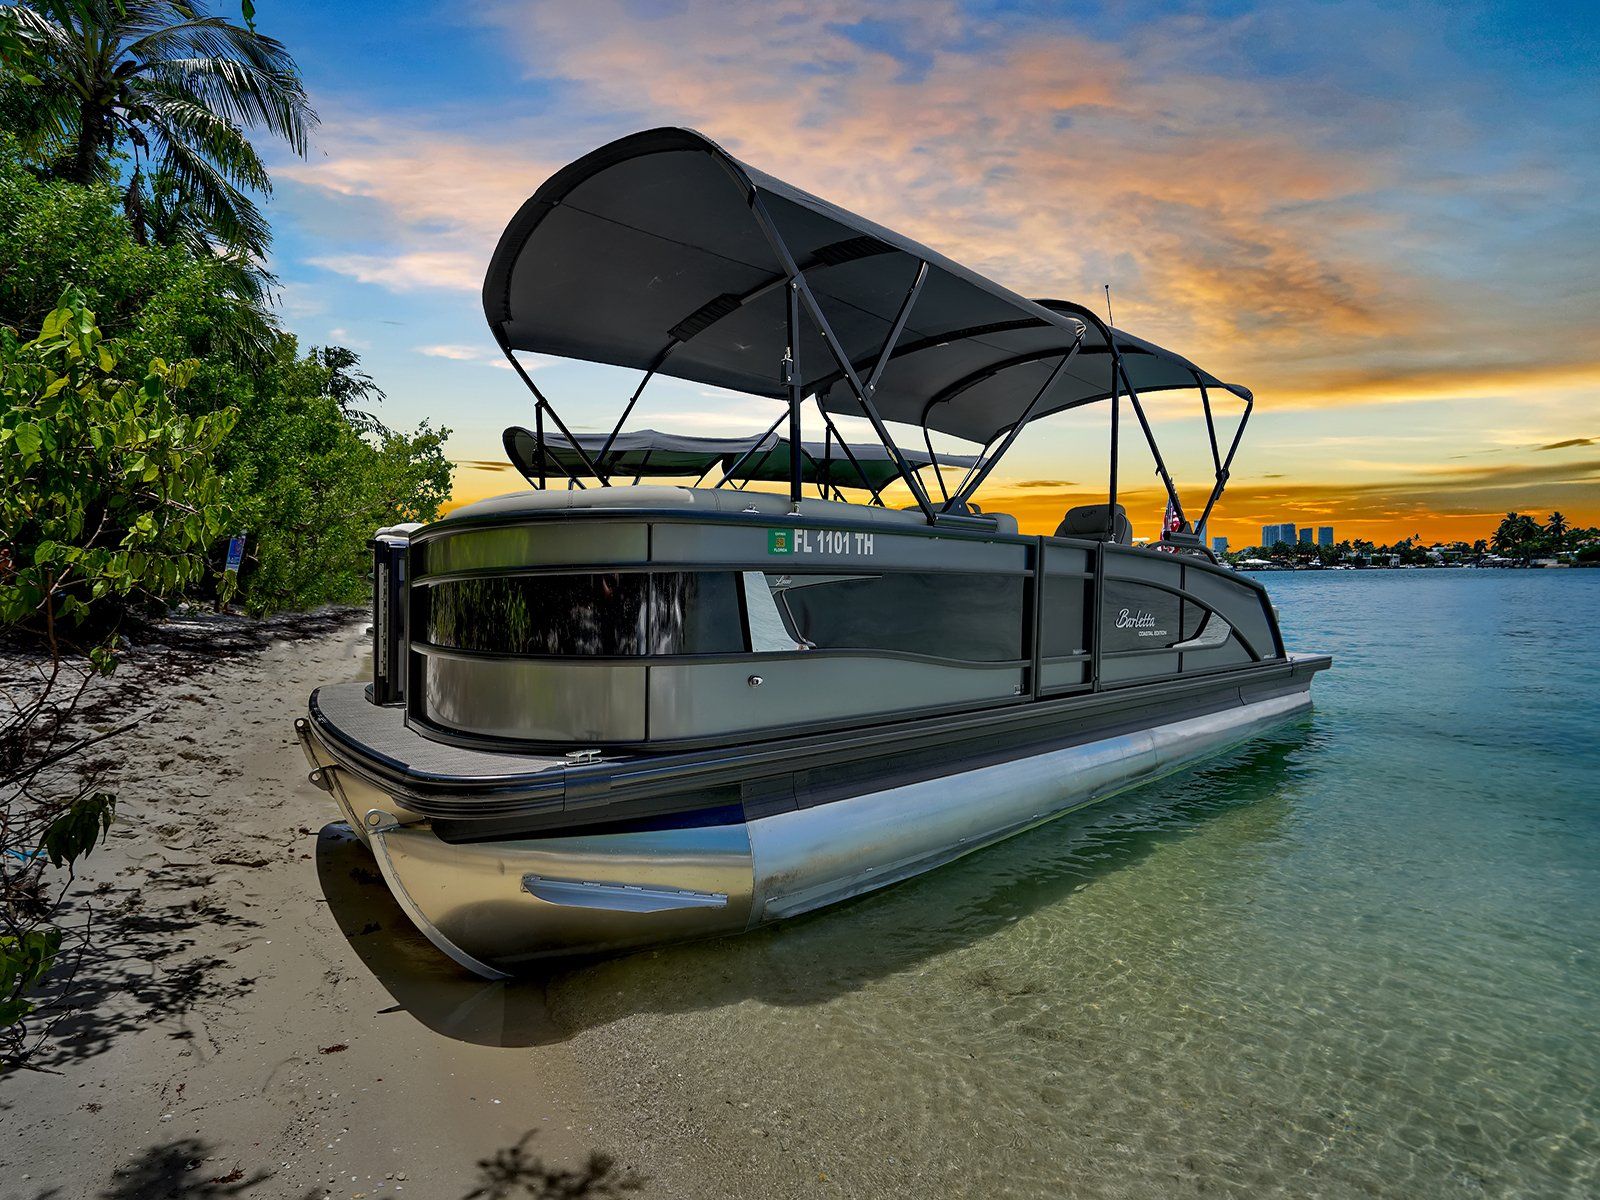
[279,1,1600,420]
[310,250,480,292]
[268,1,1600,536]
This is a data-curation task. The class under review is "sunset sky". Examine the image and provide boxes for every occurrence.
[259,0,1598,547]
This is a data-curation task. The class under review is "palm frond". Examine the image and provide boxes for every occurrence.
[133,83,271,192]
[142,55,313,153]
[147,127,271,257]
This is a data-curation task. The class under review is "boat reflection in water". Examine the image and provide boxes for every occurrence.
[298,128,1329,977]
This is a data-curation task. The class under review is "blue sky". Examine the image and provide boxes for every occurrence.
[254,0,1599,542]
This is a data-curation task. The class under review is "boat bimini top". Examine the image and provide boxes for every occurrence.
[483,127,1252,531]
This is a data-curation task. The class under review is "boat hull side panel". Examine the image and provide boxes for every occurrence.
[746,685,1309,923]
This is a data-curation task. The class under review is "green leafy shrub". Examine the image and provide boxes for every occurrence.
[0,292,236,635]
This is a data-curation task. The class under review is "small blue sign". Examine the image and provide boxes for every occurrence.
[225,534,246,574]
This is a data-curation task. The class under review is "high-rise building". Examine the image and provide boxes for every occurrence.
[1278,522,1297,544]
[1261,524,1279,547]
[1213,536,1228,556]
[1318,526,1334,547]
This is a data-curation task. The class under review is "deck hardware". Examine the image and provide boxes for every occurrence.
[748,675,764,688]
[307,766,334,793]
[565,748,602,763]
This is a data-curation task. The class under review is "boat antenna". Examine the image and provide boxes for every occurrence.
[1103,283,1115,328]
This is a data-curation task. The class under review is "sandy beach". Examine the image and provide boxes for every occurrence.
[2,614,639,1200]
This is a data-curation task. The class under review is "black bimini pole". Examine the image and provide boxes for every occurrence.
[786,281,803,507]
[812,395,883,503]
[951,334,1084,508]
[1106,351,1121,539]
[715,408,788,489]
[495,332,600,487]
[733,182,938,522]
[1195,388,1253,535]
[1117,356,1186,529]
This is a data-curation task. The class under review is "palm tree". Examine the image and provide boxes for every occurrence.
[1,1,315,258]
[1546,511,1569,549]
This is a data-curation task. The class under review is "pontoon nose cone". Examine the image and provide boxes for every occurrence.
[364,821,757,978]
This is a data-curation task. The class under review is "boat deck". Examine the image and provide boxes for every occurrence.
[312,683,568,785]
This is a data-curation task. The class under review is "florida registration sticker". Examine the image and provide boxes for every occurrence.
[768,528,875,557]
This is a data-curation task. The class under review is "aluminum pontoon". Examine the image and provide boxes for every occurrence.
[297,128,1330,979]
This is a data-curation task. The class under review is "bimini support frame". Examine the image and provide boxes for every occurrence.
[494,329,599,489]
[1192,369,1254,536]
[489,134,1249,533]
[944,333,1085,511]
[729,169,942,521]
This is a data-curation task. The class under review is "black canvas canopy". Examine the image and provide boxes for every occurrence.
[483,127,1253,531]
[503,427,977,492]
[483,127,1248,446]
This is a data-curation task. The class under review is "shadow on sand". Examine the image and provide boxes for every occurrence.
[89,1138,293,1199]
[316,722,1323,1049]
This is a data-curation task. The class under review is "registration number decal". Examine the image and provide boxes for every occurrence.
[769,528,875,556]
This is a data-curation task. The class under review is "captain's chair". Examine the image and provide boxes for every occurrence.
[1055,503,1132,545]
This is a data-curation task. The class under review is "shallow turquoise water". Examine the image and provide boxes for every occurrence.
[553,569,1600,1198]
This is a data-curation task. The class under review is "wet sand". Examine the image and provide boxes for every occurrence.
[2,614,636,1200]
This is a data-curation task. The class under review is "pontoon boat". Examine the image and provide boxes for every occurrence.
[296,128,1330,978]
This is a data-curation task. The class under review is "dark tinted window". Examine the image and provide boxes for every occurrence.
[418,572,745,656]
[774,572,1024,662]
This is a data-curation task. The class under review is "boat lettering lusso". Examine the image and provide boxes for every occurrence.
[296,127,1330,977]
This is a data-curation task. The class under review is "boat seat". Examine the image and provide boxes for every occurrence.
[1055,504,1132,544]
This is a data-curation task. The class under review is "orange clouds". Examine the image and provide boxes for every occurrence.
[274,1,1599,542]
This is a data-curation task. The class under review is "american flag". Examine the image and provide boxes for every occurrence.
[1163,497,1183,534]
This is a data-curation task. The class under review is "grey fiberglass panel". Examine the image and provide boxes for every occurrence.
[418,653,647,742]
[1179,642,1253,672]
[1039,542,1091,576]
[1184,567,1275,659]
[1100,652,1181,683]
[1039,659,1089,690]
[440,484,960,529]
[1103,547,1182,584]
[646,658,1023,741]
[418,523,648,576]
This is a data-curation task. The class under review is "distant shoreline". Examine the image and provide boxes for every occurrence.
[1233,563,1598,573]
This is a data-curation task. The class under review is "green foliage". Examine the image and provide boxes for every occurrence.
[0,928,62,1032]
[0,0,316,259]
[0,136,273,357]
[0,139,454,617]
[1492,512,1548,561]
[223,336,452,612]
[0,291,236,633]
[42,792,116,869]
